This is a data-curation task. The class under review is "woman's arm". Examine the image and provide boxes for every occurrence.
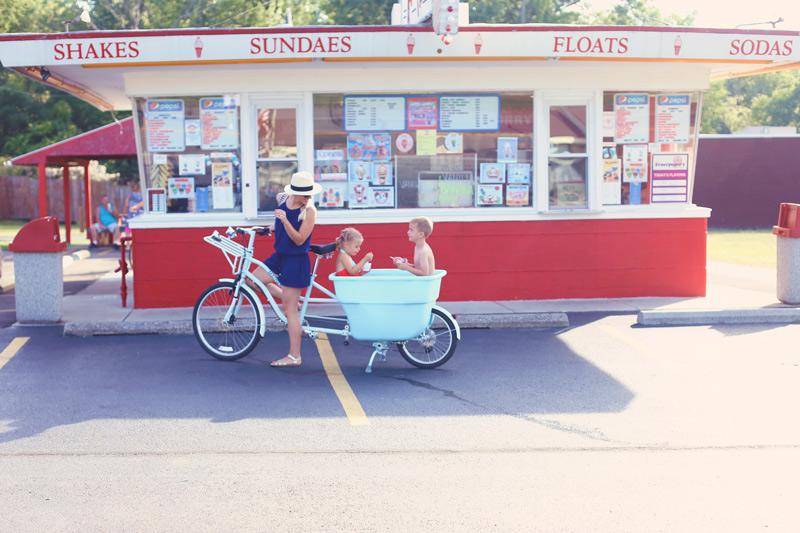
[281,205,317,246]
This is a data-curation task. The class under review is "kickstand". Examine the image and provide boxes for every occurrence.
[365,341,389,373]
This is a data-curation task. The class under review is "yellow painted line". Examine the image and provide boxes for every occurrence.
[315,333,369,426]
[596,324,675,368]
[0,337,29,372]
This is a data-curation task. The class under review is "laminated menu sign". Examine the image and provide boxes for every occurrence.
[347,133,391,162]
[506,185,530,206]
[417,171,474,208]
[407,97,438,130]
[200,97,239,150]
[655,94,691,144]
[317,183,346,208]
[651,153,689,203]
[146,99,185,152]
[622,144,648,183]
[439,95,500,131]
[344,96,406,131]
[602,159,622,205]
[168,177,195,199]
[615,94,650,144]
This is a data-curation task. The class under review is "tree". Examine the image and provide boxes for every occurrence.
[468,0,584,24]
[588,0,695,26]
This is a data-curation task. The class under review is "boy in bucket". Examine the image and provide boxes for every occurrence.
[391,216,435,276]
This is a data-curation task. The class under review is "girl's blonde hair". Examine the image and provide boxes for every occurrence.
[336,227,363,251]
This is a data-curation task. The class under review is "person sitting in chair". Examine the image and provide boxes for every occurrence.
[89,195,121,250]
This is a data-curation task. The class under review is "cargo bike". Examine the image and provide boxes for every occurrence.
[192,227,460,373]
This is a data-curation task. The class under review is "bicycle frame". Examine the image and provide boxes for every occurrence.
[208,227,352,343]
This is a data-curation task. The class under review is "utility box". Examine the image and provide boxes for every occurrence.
[9,216,67,323]
[773,203,800,305]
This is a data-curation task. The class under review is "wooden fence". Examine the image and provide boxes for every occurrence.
[0,175,130,224]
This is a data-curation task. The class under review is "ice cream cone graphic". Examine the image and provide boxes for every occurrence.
[674,36,682,56]
[407,34,415,55]
[194,37,204,58]
[475,34,483,55]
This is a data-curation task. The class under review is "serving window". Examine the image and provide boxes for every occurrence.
[312,92,533,210]
[135,95,242,214]
[601,91,700,206]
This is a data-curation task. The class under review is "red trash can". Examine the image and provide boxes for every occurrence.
[8,216,67,323]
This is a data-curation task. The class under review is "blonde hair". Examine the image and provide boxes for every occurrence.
[336,227,363,251]
[410,216,433,237]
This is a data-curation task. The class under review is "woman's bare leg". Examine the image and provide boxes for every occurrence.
[271,286,302,366]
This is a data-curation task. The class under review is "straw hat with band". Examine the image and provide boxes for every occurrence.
[284,171,322,196]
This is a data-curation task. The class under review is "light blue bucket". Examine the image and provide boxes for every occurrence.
[330,269,446,341]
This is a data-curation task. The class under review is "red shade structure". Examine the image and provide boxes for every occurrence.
[10,117,137,243]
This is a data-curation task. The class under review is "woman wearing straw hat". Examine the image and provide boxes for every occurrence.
[251,170,322,367]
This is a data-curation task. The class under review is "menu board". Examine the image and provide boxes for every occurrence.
[439,95,500,131]
[614,94,650,144]
[655,94,691,144]
[146,99,185,152]
[651,153,689,203]
[200,97,239,150]
[344,96,406,131]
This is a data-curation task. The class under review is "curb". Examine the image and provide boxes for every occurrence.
[62,312,570,337]
[637,307,800,326]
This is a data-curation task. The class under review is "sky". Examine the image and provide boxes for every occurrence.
[586,0,800,30]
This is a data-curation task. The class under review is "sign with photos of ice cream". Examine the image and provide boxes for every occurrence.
[370,187,394,208]
[622,144,648,183]
[507,163,530,184]
[372,162,393,186]
[314,149,347,180]
[497,137,518,163]
[179,154,205,175]
[348,182,369,208]
[480,162,505,184]
[348,161,371,183]
[317,182,346,208]
[168,177,195,199]
[407,97,438,130]
[347,133,391,162]
[477,184,503,206]
[506,185,530,206]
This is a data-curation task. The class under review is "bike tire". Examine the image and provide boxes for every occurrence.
[193,281,262,361]
[396,307,457,369]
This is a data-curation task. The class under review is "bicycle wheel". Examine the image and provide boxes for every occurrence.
[193,281,262,361]
[396,308,458,369]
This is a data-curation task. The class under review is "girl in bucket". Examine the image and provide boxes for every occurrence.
[335,227,373,276]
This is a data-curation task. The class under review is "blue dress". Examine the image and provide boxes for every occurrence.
[265,196,312,288]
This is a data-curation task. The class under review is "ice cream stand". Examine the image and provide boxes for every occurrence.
[1,2,798,308]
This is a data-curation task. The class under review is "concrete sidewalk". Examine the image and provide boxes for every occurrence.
[4,246,800,335]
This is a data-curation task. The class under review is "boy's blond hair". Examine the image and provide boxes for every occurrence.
[410,216,433,237]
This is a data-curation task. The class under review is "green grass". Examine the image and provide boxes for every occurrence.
[0,219,90,251]
[0,220,779,268]
[706,229,776,269]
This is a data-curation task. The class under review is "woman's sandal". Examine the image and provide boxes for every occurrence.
[271,354,301,367]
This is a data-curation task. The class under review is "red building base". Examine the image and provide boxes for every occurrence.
[131,218,707,309]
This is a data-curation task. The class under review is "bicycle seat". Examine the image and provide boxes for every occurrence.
[311,242,337,256]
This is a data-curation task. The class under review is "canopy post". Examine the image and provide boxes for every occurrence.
[62,165,72,244]
[37,162,47,217]
[83,161,92,238]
